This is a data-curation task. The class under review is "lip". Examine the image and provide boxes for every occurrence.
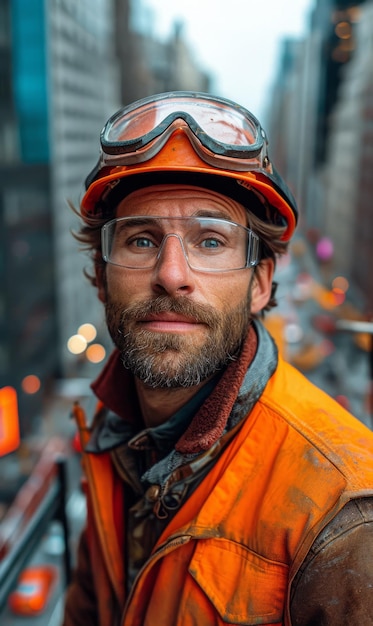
[140,312,204,332]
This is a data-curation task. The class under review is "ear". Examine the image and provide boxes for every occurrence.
[250,258,275,314]
[95,265,107,303]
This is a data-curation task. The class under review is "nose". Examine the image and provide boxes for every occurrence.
[151,234,195,296]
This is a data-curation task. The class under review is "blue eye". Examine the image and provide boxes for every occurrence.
[200,238,222,249]
[133,237,156,248]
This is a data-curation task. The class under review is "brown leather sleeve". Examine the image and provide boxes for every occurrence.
[290,498,373,625]
[62,528,99,626]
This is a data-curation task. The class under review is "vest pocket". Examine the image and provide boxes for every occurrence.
[188,538,288,625]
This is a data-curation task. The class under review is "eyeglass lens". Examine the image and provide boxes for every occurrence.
[102,216,259,272]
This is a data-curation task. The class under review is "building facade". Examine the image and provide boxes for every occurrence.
[0,0,212,434]
[0,0,119,432]
[323,1,373,309]
[266,0,372,313]
[115,0,211,107]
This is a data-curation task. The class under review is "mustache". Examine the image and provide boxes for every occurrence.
[115,295,221,328]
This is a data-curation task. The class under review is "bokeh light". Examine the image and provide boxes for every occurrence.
[78,323,97,343]
[86,343,106,363]
[354,333,373,352]
[67,334,87,355]
[284,323,304,344]
[316,237,334,261]
[335,21,352,39]
[22,375,41,394]
[331,287,346,306]
[332,276,349,292]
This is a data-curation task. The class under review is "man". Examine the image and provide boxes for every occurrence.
[64,92,373,626]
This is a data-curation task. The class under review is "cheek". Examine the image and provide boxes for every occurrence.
[105,269,127,301]
[105,268,252,310]
[205,274,251,310]
[106,268,150,305]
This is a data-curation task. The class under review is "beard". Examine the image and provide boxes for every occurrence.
[105,293,253,389]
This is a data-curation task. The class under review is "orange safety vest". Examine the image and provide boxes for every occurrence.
[76,356,373,626]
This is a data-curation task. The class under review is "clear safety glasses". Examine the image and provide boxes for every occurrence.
[101,216,260,273]
[86,92,270,187]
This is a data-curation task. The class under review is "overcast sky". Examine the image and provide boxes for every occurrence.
[145,0,314,122]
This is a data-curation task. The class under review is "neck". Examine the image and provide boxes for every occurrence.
[134,378,211,428]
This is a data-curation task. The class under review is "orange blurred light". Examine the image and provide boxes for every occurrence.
[0,386,20,455]
[317,290,338,310]
[21,375,41,394]
[332,288,346,305]
[78,323,97,343]
[332,276,349,292]
[86,343,106,364]
[355,333,372,352]
[335,21,352,39]
[67,334,87,355]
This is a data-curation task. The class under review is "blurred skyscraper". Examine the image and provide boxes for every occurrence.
[266,0,373,314]
[0,0,212,436]
[0,0,120,433]
[115,0,211,106]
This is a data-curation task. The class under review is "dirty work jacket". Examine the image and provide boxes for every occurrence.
[64,342,373,625]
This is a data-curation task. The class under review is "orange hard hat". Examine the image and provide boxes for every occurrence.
[82,92,298,241]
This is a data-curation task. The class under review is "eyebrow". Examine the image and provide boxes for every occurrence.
[192,209,233,221]
[111,218,157,241]
[115,217,160,228]
[115,213,233,225]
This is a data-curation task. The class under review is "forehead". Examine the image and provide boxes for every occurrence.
[115,184,248,224]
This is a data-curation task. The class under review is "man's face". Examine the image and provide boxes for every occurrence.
[98,185,273,388]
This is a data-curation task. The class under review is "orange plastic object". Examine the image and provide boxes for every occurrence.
[0,386,20,456]
[72,429,82,453]
[8,565,58,615]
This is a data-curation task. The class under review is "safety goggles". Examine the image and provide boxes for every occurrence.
[101,216,260,273]
[86,92,270,188]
